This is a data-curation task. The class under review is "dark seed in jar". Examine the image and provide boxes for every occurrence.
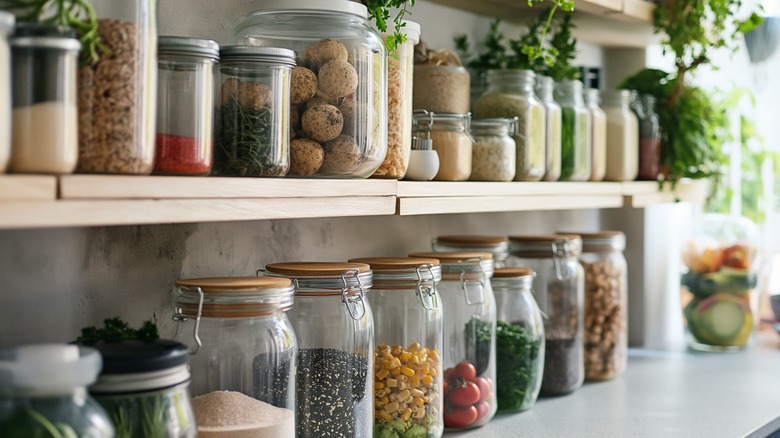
[540,331,583,396]
[252,349,295,408]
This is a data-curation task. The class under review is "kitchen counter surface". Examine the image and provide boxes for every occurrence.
[449,335,780,437]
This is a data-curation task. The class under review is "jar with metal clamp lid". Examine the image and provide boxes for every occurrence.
[508,235,584,395]
[413,111,474,181]
[349,257,444,438]
[469,117,517,182]
[263,262,374,438]
[171,276,297,413]
[432,236,510,268]
[408,251,496,430]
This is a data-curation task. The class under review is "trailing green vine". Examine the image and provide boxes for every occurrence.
[362,0,415,53]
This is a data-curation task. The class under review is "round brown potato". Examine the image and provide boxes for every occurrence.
[302,104,344,142]
[291,66,318,105]
[290,138,324,176]
[318,60,358,99]
[305,38,348,68]
[237,81,271,108]
[321,135,361,174]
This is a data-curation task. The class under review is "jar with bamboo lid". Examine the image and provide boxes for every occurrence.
[432,235,510,268]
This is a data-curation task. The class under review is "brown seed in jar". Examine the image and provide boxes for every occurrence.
[291,66,318,105]
[237,81,271,109]
[290,138,324,176]
[302,104,343,142]
[318,60,358,99]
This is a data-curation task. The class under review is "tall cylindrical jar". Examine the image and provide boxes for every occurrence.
[408,251,497,430]
[508,235,584,396]
[585,89,607,182]
[469,117,516,182]
[603,90,639,181]
[413,64,470,113]
[264,262,374,438]
[555,80,591,181]
[0,12,12,173]
[413,111,473,181]
[154,37,219,176]
[374,21,420,178]
[10,25,79,174]
[491,268,544,413]
[215,46,295,177]
[474,69,546,181]
[77,0,157,174]
[172,277,298,413]
[638,94,661,180]
[432,235,510,268]
[536,76,561,181]
[349,257,444,438]
[235,0,388,178]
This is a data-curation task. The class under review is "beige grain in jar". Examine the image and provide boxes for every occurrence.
[469,118,516,182]
[413,111,473,181]
[412,46,469,113]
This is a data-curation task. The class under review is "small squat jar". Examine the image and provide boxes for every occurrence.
[432,235,510,268]
[0,12,13,173]
[491,268,545,413]
[413,111,473,181]
[264,262,374,438]
[638,95,661,180]
[536,76,562,181]
[555,80,591,181]
[90,340,196,437]
[602,90,639,182]
[215,46,295,177]
[10,25,80,174]
[349,257,444,438]
[508,235,585,395]
[469,118,517,182]
[154,37,219,175]
[408,251,497,430]
[585,89,607,182]
[172,277,297,411]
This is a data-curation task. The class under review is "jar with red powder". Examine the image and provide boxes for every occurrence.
[154,36,219,175]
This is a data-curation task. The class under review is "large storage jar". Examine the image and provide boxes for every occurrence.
[236,0,387,178]
[432,235,510,268]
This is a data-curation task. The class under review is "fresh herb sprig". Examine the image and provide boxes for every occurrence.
[362,0,415,53]
[76,317,159,345]
[544,13,578,81]
[525,0,575,65]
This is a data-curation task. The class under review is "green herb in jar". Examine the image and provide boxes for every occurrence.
[560,106,576,179]
[0,407,79,438]
[464,316,492,376]
[76,317,159,345]
[495,320,542,412]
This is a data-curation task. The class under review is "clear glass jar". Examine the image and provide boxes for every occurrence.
[555,80,591,181]
[474,69,546,181]
[536,76,561,181]
[348,257,444,438]
[413,111,473,181]
[264,262,374,438]
[154,37,219,176]
[508,235,584,395]
[90,340,196,437]
[408,251,497,430]
[413,65,470,114]
[236,0,388,178]
[638,94,661,181]
[432,235,510,268]
[10,25,79,174]
[0,344,114,437]
[603,90,639,182]
[469,118,516,182]
[214,46,294,177]
[491,268,544,413]
[77,0,157,174]
[172,277,297,413]
[585,89,607,182]
[681,214,760,352]
[0,12,12,173]
[374,21,420,179]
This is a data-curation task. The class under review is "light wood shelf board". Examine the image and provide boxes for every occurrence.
[59,176,398,200]
[623,180,710,208]
[622,0,656,23]
[397,181,623,198]
[424,0,621,19]
[0,175,57,201]
[397,194,623,216]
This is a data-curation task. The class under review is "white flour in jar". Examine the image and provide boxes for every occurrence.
[193,391,294,438]
[11,101,79,174]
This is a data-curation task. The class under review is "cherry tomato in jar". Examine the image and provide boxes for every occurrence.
[475,401,491,421]
[448,381,481,407]
[454,361,477,381]
[443,367,456,380]
[444,405,478,428]
[443,380,449,396]
[475,376,491,403]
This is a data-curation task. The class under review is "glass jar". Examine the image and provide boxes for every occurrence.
[214,46,294,177]
[9,25,79,174]
[154,37,219,176]
[491,268,544,413]
[413,64,470,114]
[474,69,546,181]
[408,251,497,430]
[172,277,297,413]
[603,90,639,182]
[77,0,157,174]
[563,231,628,381]
[681,214,760,352]
[536,76,561,181]
[264,262,374,438]
[508,235,584,395]
[90,340,196,437]
[0,344,114,437]
[432,235,510,268]
[348,257,444,438]
[469,117,516,182]
[638,94,661,180]
[585,89,607,182]
[413,111,473,181]
[0,12,12,173]
[555,80,591,181]
[236,0,388,179]
[374,21,420,179]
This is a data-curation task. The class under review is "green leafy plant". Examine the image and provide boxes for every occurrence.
[524,1,575,65]
[362,0,415,53]
[543,12,578,81]
[76,317,159,345]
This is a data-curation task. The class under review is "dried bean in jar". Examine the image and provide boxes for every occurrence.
[541,331,582,396]
[583,258,627,380]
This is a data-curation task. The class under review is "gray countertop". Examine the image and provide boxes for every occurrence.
[447,335,780,438]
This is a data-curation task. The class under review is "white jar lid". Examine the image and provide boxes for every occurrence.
[247,0,368,19]
[0,344,102,393]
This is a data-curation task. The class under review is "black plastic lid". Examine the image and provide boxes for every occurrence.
[11,24,80,51]
[12,23,76,39]
[93,340,189,375]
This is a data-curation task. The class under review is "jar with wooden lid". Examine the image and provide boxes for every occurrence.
[413,111,473,181]
[172,276,297,413]
[508,235,584,395]
[263,262,373,438]
[432,235,510,268]
[408,251,497,430]
[349,257,444,438]
[491,268,544,413]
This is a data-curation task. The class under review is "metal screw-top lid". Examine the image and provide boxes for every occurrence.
[0,11,14,35]
[10,24,81,51]
[219,45,296,67]
[159,36,219,60]
[411,137,432,151]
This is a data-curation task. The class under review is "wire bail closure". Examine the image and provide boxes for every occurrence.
[458,258,487,306]
[415,264,439,310]
[172,286,205,355]
[341,269,366,321]
[552,239,572,280]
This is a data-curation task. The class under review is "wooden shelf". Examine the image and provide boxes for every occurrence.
[622,0,656,23]
[622,179,710,208]
[0,175,57,201]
